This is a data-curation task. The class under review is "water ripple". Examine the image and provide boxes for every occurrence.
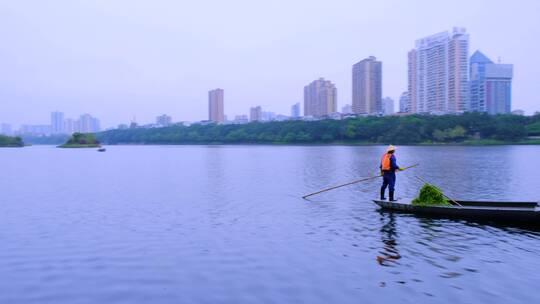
[1,145,539,303]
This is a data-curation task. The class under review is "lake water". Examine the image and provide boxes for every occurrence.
[1,145,539,304]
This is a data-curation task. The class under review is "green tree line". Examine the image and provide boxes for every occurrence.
[96,113,540,145]
[0,135,24,147]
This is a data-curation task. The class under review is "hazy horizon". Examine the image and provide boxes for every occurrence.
[1,0,539,128]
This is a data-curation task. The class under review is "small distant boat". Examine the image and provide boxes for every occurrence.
[97,148,106,152]
[373,199,540,225]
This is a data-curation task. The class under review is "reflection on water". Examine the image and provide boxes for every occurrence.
[377,212,401,266]
[0,145,539,304]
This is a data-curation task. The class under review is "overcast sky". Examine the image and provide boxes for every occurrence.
[1,0,539,128]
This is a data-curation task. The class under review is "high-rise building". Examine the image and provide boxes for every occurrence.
[250,106,262,122]
[208,88,225,123]
[1,123,12,136]
[77,114,100,133]
[470,51,492,112]
[156,114,172,126]
[303,78,337,117]
[407,50,417,114]
[399,92,410,113]
[51,111,65,134]
[352,56,382,115]
[382,97,395,116]
[64,118,75,134]
[341,104,353,114]
[408,27,470,114]
[291,103,301,118]
[470,50,513,114]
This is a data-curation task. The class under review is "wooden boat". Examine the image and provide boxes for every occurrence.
[373,199,540,225]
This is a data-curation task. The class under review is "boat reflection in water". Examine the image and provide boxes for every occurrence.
[376,212,401,266]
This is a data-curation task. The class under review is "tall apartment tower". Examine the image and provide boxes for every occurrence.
[208,88,224,123]
[407,50,417,113]
[408,27,470,114]
[51,111,65,134]
[250,106,262,122]
[352,56,382,115]
[303,78,337,117]
[291,103,301,118]
[470,50,513,114]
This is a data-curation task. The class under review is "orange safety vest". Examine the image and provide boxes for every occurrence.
[381,153,392,171]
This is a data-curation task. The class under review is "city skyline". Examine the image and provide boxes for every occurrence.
[0,111,101,136]
[1,25,524,131]
[1,1,539,128]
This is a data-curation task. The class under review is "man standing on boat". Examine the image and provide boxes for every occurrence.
[380,145,403,201]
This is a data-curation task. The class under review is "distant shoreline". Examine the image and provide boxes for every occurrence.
[100,138,540,146]
[57,144,101,148]
[0,145,25,148]
[25,139,538,147]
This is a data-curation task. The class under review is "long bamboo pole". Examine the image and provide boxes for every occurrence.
[302,164,419,200]
[414,175,462,207]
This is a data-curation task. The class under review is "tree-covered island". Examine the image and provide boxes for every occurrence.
[58,133,101,148]
[0,135,25,147]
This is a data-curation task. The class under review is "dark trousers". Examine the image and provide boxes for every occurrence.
[381,171,396,196]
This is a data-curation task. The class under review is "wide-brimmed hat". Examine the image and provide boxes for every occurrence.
[386,145,396,152]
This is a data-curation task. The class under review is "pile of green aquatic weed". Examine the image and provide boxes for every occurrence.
[412,183,451,206]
